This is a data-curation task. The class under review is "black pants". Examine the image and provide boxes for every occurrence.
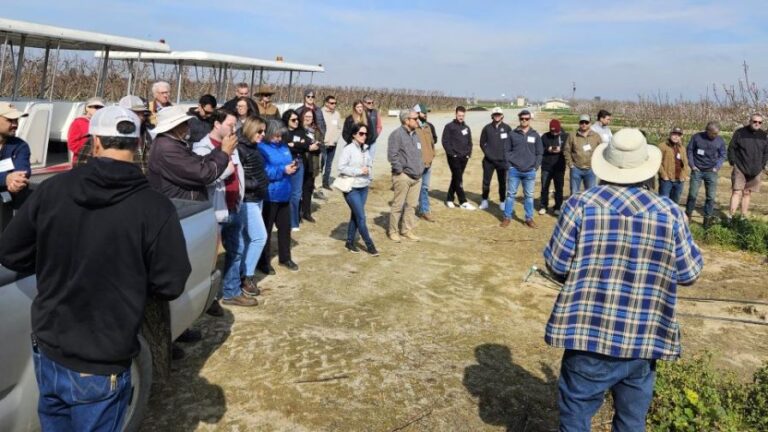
[481,157,507,201]
[540,167,565,210]
[446,155,469,203]
[301,167,316,218]
[259,201,291,267]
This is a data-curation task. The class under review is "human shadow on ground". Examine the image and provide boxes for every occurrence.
[463,343,559,432]
[140,306,234,431]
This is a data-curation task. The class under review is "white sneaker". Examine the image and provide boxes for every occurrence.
[292,227,300,232]
[460,202,476,211]
[479,200,489,210]
[538,208,547,215]
[499,202,505,211]
[445,201,456,208]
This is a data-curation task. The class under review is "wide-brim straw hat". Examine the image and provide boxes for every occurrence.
[153,105,193,135]
[591,128,662,184]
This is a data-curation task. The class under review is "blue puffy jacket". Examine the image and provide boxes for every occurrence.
[258,141,294,202]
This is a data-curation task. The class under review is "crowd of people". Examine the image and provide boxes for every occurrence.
[1,79,767,431]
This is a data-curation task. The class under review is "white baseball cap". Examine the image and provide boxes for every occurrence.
[491,107,503,115]
[89,106,140,138]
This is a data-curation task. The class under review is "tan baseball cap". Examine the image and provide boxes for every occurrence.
[0,103,28,120]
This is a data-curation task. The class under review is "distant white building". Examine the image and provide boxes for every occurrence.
[515,96,527,107]
[543,98,570,110]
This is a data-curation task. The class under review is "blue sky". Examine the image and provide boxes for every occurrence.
[5,0,768,101]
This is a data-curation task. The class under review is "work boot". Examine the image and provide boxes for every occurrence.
[241,277,261,297]
[221,295,258,307]
[524,219,537,229]
[500,218,511,228]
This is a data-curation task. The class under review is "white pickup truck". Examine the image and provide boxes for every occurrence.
[0,196,221,432]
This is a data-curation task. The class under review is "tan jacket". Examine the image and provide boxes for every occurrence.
[415,122,435,167]
[659,139,689,181]
[321,107,342,146]
[564,129,601,169]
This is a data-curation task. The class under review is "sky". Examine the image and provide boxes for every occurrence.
[4,0,768,101]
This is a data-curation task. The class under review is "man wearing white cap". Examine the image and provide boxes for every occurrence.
[147,106,235,201]
[543,129,703,431]
[0,102,31,201]
[0,106,190,432]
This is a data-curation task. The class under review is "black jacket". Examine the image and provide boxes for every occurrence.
[442,120,473,157]
[479,121,513,163]
[186,107,213,144]
[237,133,269,202]
[0,158,190,374]
[728,126,768,178]
[541,131,568,172]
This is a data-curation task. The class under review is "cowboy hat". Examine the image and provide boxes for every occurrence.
[153,105,192,135]
[254,85,276,96]
[591,128,662,184]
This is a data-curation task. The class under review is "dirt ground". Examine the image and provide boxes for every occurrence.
[140,110,768,432]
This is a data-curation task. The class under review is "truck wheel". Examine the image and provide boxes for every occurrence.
[122,334,153,432]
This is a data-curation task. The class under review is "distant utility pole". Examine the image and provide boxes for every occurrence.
[571,82,576,100]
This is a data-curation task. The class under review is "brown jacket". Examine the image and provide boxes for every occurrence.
[415,122,435,167]
[564,129,601,169]
[658,139,689,181]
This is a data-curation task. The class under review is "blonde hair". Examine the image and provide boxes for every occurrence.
[351,100,368,126]
[242,116,266,142]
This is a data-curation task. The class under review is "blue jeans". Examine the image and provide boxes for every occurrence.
[659,179,684,204]
[321,145,336,186]
[344,186,374,247]
[220,211,243,299]
[33,347,131,432]
[558,350,656,432]
[504,167,536,220]
[289,161,305,228]
[418,166,432,214]
[239,201,267,278]
[570,166,596,195]
[685,170,718,217]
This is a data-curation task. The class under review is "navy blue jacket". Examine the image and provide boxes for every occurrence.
[0,137,31,192]
[505,127,543,172]
[687,132,726,171]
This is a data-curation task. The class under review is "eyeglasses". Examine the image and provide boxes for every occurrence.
[328,101,337,105]
[357,132,368,136]
[579,121,590,125]
[364,101,374,105]
[520,117,531,121]
[306,95,315,99]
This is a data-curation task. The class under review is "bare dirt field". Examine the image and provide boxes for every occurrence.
[140,110,768,432]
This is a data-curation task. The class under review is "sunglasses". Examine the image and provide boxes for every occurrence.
[752,120,763,124]
[289,118,299,122]
[305,95,315,98]
[579,121,590,124]
[364,101,374,104]
[357,132,368,136]
[328,101,337,105]
[257,129,266,134]
[88,105,104,109]
[519,117,531,121]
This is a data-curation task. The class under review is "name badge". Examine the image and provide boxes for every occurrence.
[527,136,536,144]
[461,129,469,136]
[0,158,14,172]
[697,149,705,156]
[307,132,314,140]
[676,153,682,160]
[500,133,508,139]
[583,144,592,152]
[417,142,422,150]
[293,135,301,143]
[332,120,338,125]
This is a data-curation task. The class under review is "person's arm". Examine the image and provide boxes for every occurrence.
[686,136,698,171]
[658,147,670,180]
[564,135,574,168]
[337,146,362,177]
[259,147,288,181]
[543,197,582,279]
[315,107,327,136]
[376,111,382,135]
[441,124,453,155]
[726,133,736,167]
[467,128,473,158]
[429,122,437,144]
[342,117,353,144]
[145,210,192,301]
[479,126,488,154]
[673,207,704,285]
[161,141,229,187]
[534,134,543,169]
[388,131,403,174]
[0,182,41,273]
[716,137,727,171]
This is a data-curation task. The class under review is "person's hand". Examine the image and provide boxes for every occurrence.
[361,167,370,175]
[661,177,669,181]
[309,143,319,151]
[5,171,28,193]
[285,162,298,175]
[221,133,237,155]
[691,167,699,172]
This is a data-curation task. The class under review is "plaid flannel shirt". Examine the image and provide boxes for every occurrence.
[543,185,703,360]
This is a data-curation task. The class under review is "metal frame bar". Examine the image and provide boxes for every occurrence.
[11,34,26,101]
[175,61,183,104]
[95,45,110,97]
[38,42,50,98]
[48,40,60,101]
[0,34,8,91]
[288,71,293,103]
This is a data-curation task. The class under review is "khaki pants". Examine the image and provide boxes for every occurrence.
[389,173,422,235]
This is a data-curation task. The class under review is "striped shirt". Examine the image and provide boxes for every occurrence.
[543,185,703,360]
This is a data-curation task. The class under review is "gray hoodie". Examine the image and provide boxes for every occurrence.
[387,126,424,179]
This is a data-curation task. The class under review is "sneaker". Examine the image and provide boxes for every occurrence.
[499,202,505,211]
[479,200,489,210]
[292,227,300,232]
[460,202,476,211]
[538,208,547,215]
[366,245,380,257]
[553,209,561,216]
[388,232,402,242]
[401,232,420,241]
[279,260,299,272]
[445,201,456,208]
[500,218,511,228]
[345,242,360,253]
[205,299,224,317]
[241,277,261,297]
[221,294,259,307]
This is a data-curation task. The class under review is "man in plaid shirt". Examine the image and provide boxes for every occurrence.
[543,128,703,431]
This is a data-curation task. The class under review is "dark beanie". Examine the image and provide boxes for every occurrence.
[549,119,562,133]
